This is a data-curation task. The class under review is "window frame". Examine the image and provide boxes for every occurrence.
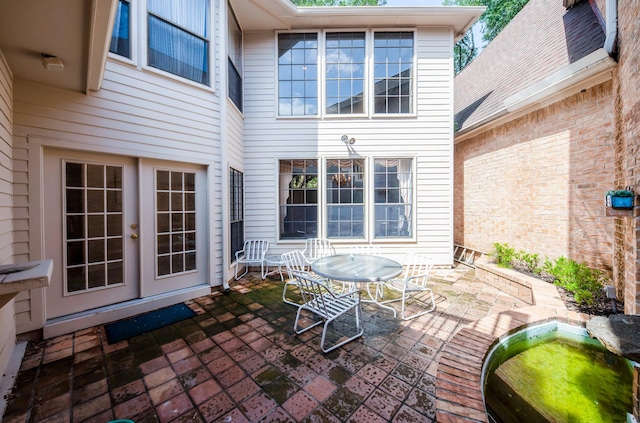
[108,0,137,65]
[227,2,243,111]
[371,30,417,117]
[275,29,417,119]
[229,167,244,262]
[324,30,368,118]
[275,30,321,118]
[139,0,214,89]
[277,156,416,243]
[372,157,414,239]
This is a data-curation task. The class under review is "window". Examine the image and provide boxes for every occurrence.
[374,32,414,114]
[228,4,243,110]
[64,162,124,293]
[279,160,318,239]
[110,0,131,58]
[278,33,318,116]
[278,158,412,241]
[230,168,244,262]
[326,32,366,115]
[374,159,412,238]
[277,30,414,117]
[326,159,365,238]
[147,0,209,85]
[156,170,197,277]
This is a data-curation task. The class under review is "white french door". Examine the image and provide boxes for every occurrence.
[44,150,139,318]
[43,150,208,320]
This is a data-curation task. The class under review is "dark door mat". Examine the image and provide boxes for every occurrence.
[104,303,196,344]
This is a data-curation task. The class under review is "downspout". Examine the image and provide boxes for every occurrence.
[603,0,617,54]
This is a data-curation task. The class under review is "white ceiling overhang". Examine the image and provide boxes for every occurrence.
[230,0,485,40]
[0,0,117,94]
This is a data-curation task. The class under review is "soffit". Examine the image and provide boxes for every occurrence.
[0,0,114,93]
[230,0,485,38]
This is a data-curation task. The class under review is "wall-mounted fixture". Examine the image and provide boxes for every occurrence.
[41,53,64,72]
[341,135,355,145]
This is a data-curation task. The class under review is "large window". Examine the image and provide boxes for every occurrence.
[325,32,365,115]
[110,0,131,58]
[277,30,415,117]
[278,33,318,116]
[147,0,210,85]
[374,32,414,114]
[279,160,318,239]
[228,4,243,110]
[374,159,412,238]
[278,158,412,241]
[230,168,244,262]
[326,159,365,238]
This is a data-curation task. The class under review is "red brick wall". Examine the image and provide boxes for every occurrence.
[614,0,640,314]
[454,81,615,273]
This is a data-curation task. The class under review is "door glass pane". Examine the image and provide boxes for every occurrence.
[156,170,197,277]
[64,162,125,294]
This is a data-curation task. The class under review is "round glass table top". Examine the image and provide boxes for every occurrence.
[311,254,403,282]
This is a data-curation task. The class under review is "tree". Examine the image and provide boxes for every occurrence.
[291,0,385,5]
[445,0,530,73]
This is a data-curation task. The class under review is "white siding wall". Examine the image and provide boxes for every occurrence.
[242,27,454,263]
[0,49,16,378]
[13,59,224,334]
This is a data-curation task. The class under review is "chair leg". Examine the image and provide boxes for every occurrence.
[235,261,248,280]
[400,289,436,320]
[294,305,323,335]
[282,281,299,306]
[319,303,364,353]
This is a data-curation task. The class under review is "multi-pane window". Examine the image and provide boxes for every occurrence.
[278,33,318,116]
[147,0,209,85]
[230,168,244,262]
[326,159,365,238]
[228,4,243,110]
[374,32,414,114]
[374,159,412,238]
[279,160,318,239]
[110,0,131,58]
[156,170,196,277]
[325,32,366,115]
[64,162,124,293]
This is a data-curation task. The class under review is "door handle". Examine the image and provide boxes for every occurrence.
[131,233,138,239]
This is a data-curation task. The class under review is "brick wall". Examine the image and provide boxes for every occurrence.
[454,81,615,273]
[615,0,640,315]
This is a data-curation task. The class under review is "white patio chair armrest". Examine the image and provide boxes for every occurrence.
[333,288,361,300]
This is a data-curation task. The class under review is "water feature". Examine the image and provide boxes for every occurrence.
[483,322,633,423]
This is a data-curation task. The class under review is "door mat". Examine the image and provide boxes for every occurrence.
[104,303,196,344]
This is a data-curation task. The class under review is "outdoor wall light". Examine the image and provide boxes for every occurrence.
[41,53,64,72]
[341,135,355,145]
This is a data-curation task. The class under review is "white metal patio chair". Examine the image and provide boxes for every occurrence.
[234,239,269,280]
[371,252,436,320]
[281,250,330,306]
[302,238,336,266]
[292,271,363,353]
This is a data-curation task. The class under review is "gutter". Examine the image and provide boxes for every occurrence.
[603,0,617,54]
[504,48,616,113]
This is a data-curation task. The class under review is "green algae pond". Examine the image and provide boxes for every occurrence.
[483,322,633,423]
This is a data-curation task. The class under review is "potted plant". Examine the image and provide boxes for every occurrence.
[605,189,635,209]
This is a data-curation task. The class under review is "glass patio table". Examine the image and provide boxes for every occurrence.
[311,254,403,313]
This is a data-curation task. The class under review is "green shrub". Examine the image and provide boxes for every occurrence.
[542,256,605,305]
[515,251,541,275]
[491,242,516,268]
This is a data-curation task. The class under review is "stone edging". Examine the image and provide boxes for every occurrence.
[435,260,590,422]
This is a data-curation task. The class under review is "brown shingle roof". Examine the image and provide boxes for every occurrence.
[454,0,605,133]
